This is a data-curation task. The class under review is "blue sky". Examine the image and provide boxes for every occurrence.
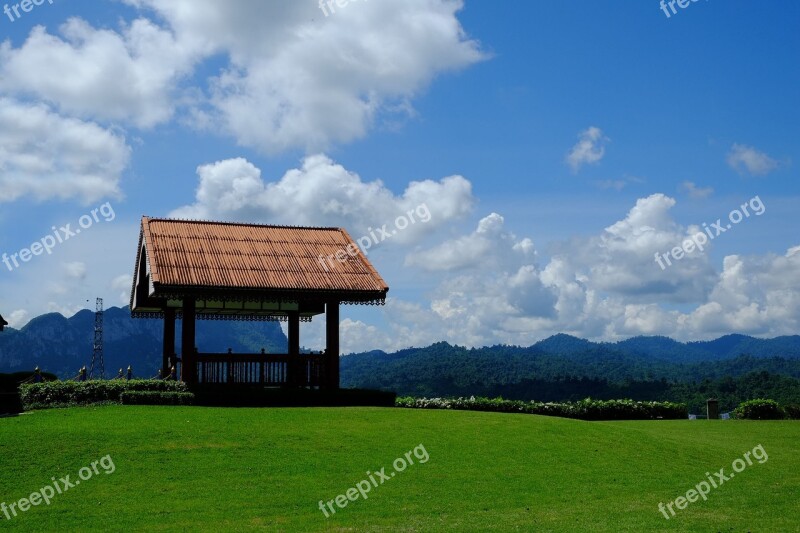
[0,0,798,352]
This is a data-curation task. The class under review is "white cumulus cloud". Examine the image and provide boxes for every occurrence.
[111,274,133,305]
[63,261,87,280]
[1,1,484,154]
[350,193,796,350]
[0,98,129,203]
[170,154,474,245]
[726,143,779,177]
[125,0,486,152]
[0,18,196,128]
[406,212,535,271]
[6,309,29,329]
[681,180,714,199]
[566,126,609,173]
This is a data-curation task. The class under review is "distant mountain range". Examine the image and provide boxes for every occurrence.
[538,333,800,363]
[340,335,800,401]
[0,306,288,378]
[2,308,799,391]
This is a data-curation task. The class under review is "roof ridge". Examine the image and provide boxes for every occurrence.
[142,216,344,232]
[131,216,390,303]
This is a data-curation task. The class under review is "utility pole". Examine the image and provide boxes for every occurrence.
[88,298,104,379]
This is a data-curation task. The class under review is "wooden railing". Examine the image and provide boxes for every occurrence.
[195,353,325,386]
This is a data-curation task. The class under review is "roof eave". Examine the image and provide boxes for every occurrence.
[149,283,388,302]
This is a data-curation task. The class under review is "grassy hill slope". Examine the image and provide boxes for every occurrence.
[0,407,797,531]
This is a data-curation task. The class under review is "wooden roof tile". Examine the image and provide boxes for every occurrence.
[137,217,388,296]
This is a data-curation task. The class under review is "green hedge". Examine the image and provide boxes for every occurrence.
[20,380,189,410]
[784,404,800,420]
[120,391,195,406]
[396,396,688,421]
[733,399,786,420]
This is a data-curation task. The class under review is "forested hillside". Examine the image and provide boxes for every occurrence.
[341,339,800,412]
[2,308,799,412]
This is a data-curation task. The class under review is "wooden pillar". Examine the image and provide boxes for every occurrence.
[181,298,196,384]
[162,308,176,377]
[325,300,340,389]
[707,398,720,420]
[287,311,300,386]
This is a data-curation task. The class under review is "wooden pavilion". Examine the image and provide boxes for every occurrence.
[0,314,7,331]
[129,217,388,388]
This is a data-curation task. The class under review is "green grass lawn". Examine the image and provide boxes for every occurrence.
[0,406,798,532]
